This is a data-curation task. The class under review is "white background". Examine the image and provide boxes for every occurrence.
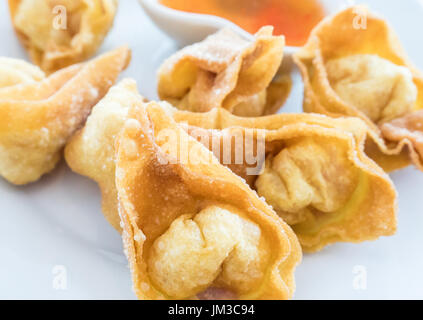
[1,0,423,299]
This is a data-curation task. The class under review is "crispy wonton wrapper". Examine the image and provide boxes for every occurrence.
[0,46,130,185]
[115,102,301,300]
[294,7,423,172]
[65,79,145,230]
[158,27,291,117]
[0,57,45,87]
[65,80,396,252]
[163,105,397,252]
[8,0,118,73]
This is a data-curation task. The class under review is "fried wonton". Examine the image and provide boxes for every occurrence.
[0,46,130,185]
[162,105,397,252]
[157,27,290,117]
[115,102,301,300]
[0,58,45,87]
[65,79,145,230]
[64,78,396,251]
[294,7,423,172]
[8,0,118,73]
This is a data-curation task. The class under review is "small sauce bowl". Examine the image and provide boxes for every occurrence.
[138,0,350,50]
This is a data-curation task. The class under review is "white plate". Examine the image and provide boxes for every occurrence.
[1,0,423,299]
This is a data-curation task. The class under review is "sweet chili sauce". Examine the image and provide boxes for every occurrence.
[160,0,325,46]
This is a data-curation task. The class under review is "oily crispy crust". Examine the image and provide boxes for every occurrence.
[116,102,301,300]
[65,79,145,230]
[157,27,290,117]
[294,6,423,172]
[8,0,118,73]
[381,110,423,168]
[162,105,398,252]
[0,57,45,87]
[0,46,130,185]
[64,77,396,252]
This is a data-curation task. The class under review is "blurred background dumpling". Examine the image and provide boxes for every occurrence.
[8,0,118,73]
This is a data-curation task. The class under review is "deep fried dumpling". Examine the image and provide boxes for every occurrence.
[326,54,417,123]
[294,7,423,172]
[158,27,289,117]
[65,79,144,230]
[0,46,130,185]
[116,102,301,300]
[8,0,118,73]
[0,57,45,87]
[163,106,398,252]
[149,206,270,298]
[256,137,359,225]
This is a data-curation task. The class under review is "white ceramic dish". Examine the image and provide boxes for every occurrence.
[1,0,423,299]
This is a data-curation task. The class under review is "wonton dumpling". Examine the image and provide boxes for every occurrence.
[116,102,301,299]
[8,0,118,73]
[65,79,144,230]
[0,57,45,87]
[158,27,290,117]
[326,54,417,123]
[65,80,396,252]
[0,46,130,185]
[294,7,423,172]
[164,105,398,252]
[256,137,359,225]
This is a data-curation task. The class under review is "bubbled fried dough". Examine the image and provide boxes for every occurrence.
[294,7,423,172]
[255,137,359,225]
[160,104,398,252]
[381,110,423,171]
[8,0,118,73]
[148,206,269,298]
[63,80,397,252]
[65,78,145,230]
[158,27,290,117]
[0,46,130,185]
[0,57,45,87]
[116,102,301,300]
[326,54,417,123]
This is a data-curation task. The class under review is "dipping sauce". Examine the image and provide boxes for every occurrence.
[160,0,326,46]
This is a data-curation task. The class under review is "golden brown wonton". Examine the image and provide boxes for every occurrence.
[163,105,398,252]
[65,79,396,252]
[157,27,290,117]
[8,0,118,73]
[294,7,423,172]
[0,46,130,185]
[65,79,144,230]
[116,102,301,300]
[0,57,45,87]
